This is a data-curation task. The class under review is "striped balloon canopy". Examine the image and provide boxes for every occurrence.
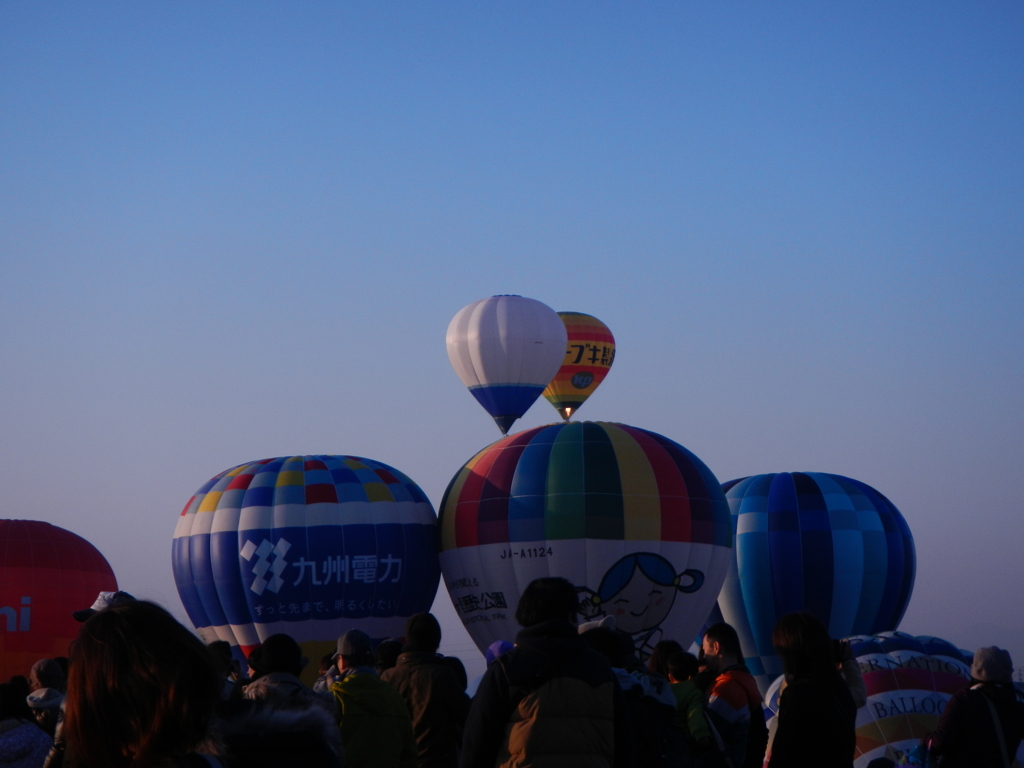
[541,312,616,421]
[439,422,733,659]
[763,632,972,767]
[172,455,439,679]
[716,472,916,694]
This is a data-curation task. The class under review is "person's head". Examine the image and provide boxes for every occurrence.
[374,639,403,674]
[647,640,684,677]
[334,629,374,671]
[440,656,468,692]
[771,612,837,683]
[246,634,306,680]
[6,676,29,701]
[515,577,579,628]
[65,600,221,768]
[581,626,627,668]
[701,622,743,673]
[319,654,335,676]
[667,652,699,683]
[29,658,65,693]
[207,641,233,675]
[404,613,442,653]
[971,647,1014,685]
[0,682,33,721]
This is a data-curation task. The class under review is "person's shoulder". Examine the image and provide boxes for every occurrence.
[710,670,745,693]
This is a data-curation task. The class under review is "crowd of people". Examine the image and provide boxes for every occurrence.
[1,579,1022,768]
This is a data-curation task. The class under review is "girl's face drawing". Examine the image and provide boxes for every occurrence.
[606,567,675,634]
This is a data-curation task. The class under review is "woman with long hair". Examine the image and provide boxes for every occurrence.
[767,613,855,768]
[64,601,221,768]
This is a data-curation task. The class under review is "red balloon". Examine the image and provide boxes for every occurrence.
[0,520,117,680]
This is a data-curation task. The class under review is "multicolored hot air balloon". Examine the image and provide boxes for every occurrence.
[172,455,440,680]
[542,312,616,421]
[439,422,733,660]
[716,472,916,694]
[0,520,117,680]
[446,295,568,434]
[763,632,972,767]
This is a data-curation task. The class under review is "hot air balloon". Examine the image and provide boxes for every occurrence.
[541,312,616,421]
[0,520,117,680]
[763,632,972,767]
[715,472,916,694]
[438,422,733,660]
[172,455,440,680]
[446,295,568,434]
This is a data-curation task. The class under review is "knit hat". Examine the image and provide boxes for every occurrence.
[73,591,136,622]
[971,646,1013,683]
[29,659,64,691]
[334,629,372,660]
[26,688,63,710]
[404,613,442,652]
[247,634,306,677]
[485,640,514,666]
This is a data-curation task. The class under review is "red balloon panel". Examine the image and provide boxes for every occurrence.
[0,520,117,680]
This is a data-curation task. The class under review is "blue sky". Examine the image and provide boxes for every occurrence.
[2,2,1021,676]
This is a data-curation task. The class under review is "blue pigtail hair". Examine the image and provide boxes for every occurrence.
[594,552,704,604]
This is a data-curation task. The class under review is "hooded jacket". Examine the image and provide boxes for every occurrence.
[331,668,416,768]
[243,672,336,717]
[0,718,52,768]
[460,618,633,768]
[381,651,470,768]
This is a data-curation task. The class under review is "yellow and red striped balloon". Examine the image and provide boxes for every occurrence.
[542,312,615,420]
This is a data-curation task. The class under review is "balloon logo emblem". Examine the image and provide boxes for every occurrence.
[571,372,595,389]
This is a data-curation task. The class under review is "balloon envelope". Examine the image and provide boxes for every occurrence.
[542,312,616,421]
[446,295,568,434]
[439,422,733,660]
[764,632,971,767]
[172,455,440,670]
[0,520,117,680]
[716,472,916,694]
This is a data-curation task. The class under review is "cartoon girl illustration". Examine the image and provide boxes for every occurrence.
[577,552,704,661]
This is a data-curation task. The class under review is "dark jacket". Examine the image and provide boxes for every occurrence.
[207,699,345,768]
[381,651,470,768]
[930,683,1024,768]
[767,675,855,768]
[459,619,634,768]
[244,672,337,718]
[332,668,416,768]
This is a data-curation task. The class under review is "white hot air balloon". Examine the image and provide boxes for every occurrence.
[446,295,568,434]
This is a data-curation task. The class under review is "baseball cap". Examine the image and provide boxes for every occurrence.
[333,629,372,660]
[73,591,136,622]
